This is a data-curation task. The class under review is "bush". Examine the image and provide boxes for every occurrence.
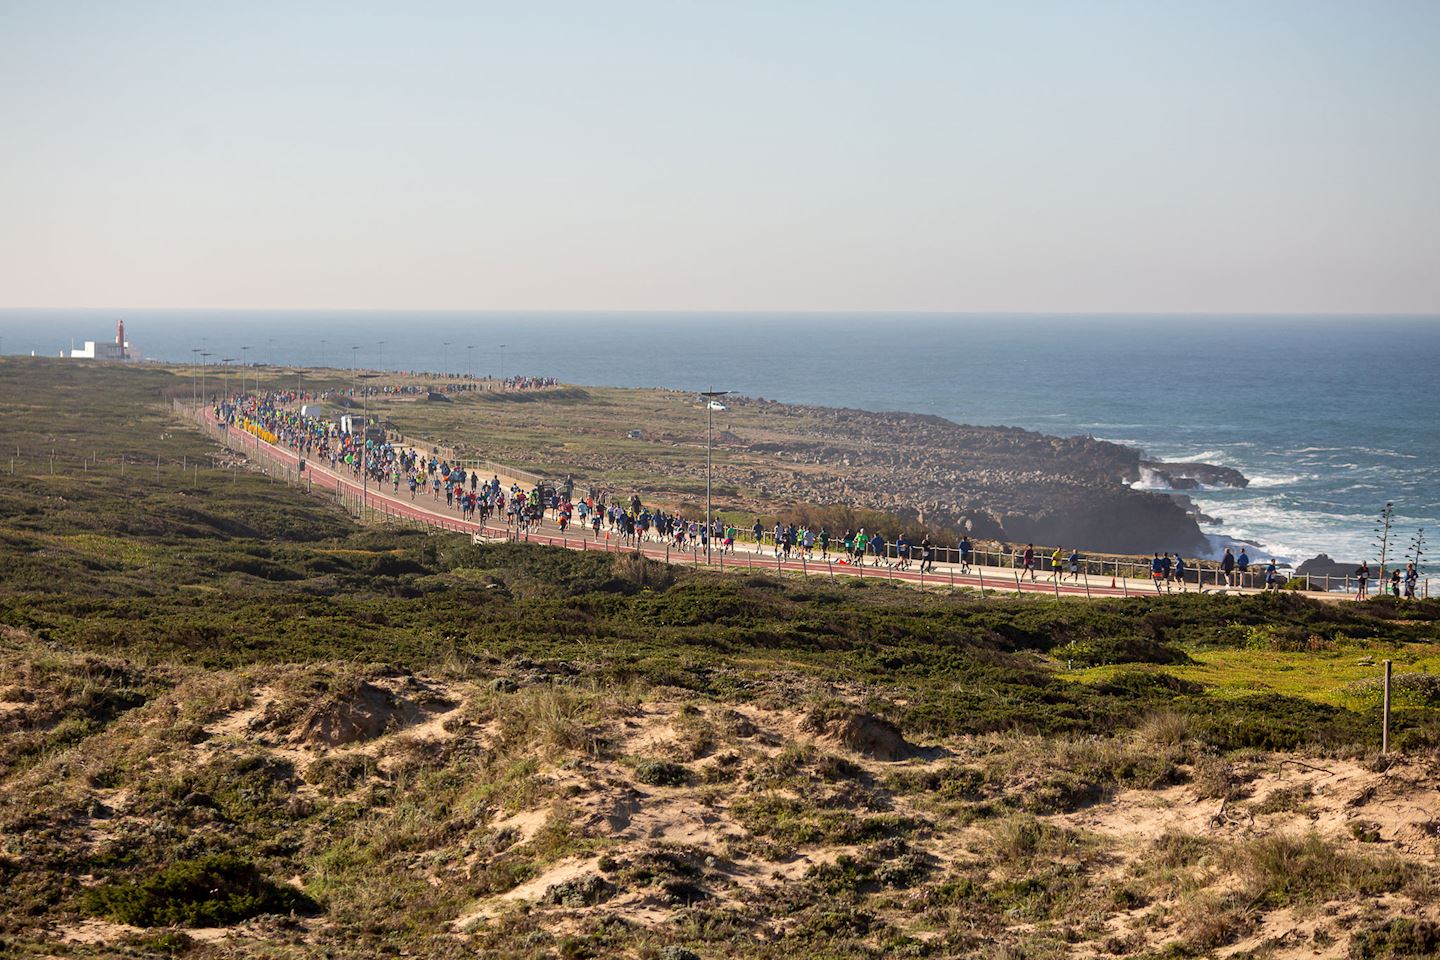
[83,853,316,927]
[1348,919,1440,958]
[634,759,690,786]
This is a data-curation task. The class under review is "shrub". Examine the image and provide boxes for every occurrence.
[83,853,316,927]
[1348,919,1440,958]
[634,759,690,786]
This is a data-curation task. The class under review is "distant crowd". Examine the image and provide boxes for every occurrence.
[210,391,1422,601]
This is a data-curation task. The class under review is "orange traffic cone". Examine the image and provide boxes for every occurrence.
[1110,575,1117,588]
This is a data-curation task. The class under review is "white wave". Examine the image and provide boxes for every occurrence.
[1246,473,1309,488]
[1188,495,1375,564]
[1129,466,1173,491]
[1355,447,1419,460]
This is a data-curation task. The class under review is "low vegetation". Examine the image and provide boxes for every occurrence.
[1,358,1438,958]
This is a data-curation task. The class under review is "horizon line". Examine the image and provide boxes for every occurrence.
[3,307,1439,319]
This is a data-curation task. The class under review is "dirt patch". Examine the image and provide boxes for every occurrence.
[241,673,458,748]
[809,707,922,761]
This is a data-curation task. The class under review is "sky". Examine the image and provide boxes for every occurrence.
[1,0,1437,313]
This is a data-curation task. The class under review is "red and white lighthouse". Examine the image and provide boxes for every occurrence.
[116,319,126,359]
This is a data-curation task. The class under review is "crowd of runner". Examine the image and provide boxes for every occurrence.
[211,391,1424,600]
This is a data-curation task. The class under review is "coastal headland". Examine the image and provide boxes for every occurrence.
[364,382,1243,556]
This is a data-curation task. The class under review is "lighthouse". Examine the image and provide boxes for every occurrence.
[67,321,135,360]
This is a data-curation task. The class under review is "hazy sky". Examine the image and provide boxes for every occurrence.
[2,0,1437,312]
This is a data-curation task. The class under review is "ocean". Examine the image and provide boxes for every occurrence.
[3,310,1436,567]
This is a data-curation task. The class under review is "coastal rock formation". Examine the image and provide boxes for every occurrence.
[445,388,1239,555]
[1296,554,1360,579]
[709,401,1218,553]
[1139,460,1249,489]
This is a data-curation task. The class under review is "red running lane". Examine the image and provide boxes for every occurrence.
[200,411,1133,599]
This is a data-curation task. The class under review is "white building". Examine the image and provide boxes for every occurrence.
[69,320,137,361]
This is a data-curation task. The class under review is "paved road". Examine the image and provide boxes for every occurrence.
[193,408,1279,601]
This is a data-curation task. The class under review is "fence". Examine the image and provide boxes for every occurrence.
[164,400,1432,601]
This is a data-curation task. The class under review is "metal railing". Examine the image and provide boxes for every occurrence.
[169,400,1432,601]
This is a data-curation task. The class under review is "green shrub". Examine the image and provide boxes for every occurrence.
[83,853,317,927]
[1348,919,1440,958]
[634,759,690,786]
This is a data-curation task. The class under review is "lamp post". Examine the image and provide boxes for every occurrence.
[191,348,201,403]
[320,338,327,368]
[199,351,213,404]
[378,340,385,375]
[441,341,450,377]
[220,358,236,399]
[240,346,251,395]
[699,389,731,563]
[498,343,506,382]
[467,345,475,380]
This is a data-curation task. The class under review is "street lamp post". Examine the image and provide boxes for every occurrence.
[467,345,475,380]
[498,343,506,382]
[699,389,731,563]
[378,340,385,376]
[191,349,201,402]
[199,351,213,404]
[240,346,251,395]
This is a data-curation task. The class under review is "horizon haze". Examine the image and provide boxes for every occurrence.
[2,0,1438,313]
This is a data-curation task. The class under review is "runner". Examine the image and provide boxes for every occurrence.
[1151,553,1166,593]
[1356,561,1370,599]
[1022,544,1036,581]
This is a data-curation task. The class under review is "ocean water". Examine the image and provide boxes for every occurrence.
[3,310,1436,566]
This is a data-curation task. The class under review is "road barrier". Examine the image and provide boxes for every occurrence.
[161,401,1430,602]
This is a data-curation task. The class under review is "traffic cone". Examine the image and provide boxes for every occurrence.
[1110,575,1117,588]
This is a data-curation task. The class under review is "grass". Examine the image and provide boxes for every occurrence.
[3,358,1440,959]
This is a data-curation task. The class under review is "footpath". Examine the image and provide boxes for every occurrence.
[184,405,1278,601]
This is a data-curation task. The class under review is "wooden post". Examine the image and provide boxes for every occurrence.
[1382,659,1392,754]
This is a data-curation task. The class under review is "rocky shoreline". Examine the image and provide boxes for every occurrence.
[693,396,1246,554]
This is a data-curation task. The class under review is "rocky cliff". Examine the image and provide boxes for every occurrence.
[710,400,1216,554]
